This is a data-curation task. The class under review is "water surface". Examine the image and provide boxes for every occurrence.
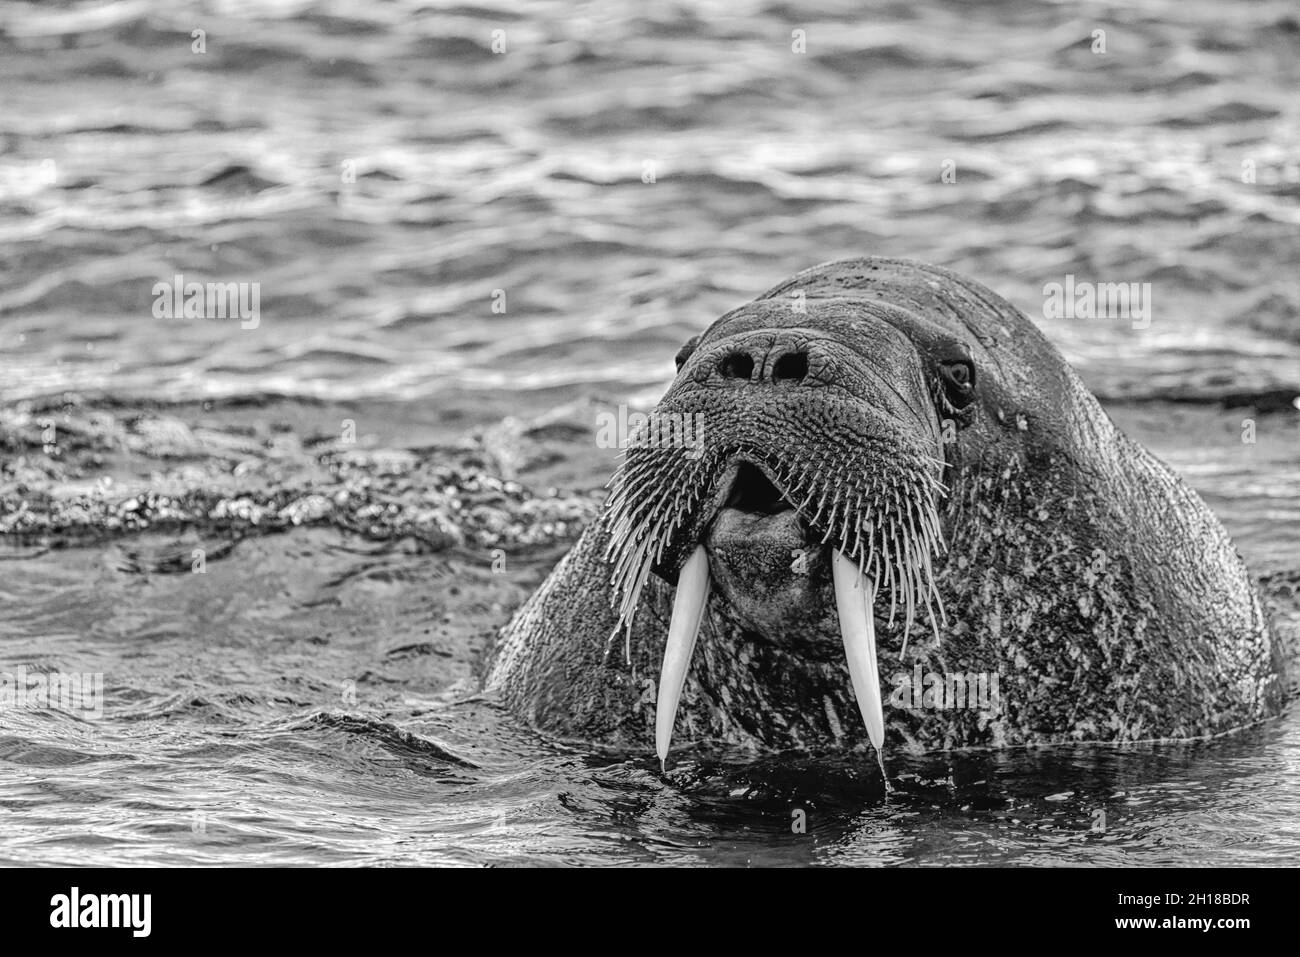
[1,0,1298,865]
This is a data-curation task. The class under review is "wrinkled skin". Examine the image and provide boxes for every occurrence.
[485,258,1289,756]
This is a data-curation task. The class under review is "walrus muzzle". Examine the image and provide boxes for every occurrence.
[601,324,950,766]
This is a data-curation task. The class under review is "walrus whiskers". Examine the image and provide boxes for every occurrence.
[601,435,947,762]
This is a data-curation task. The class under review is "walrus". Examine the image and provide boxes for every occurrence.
[485,257,1288,766]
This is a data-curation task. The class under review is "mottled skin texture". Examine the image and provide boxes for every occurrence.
[485,258,1288,755]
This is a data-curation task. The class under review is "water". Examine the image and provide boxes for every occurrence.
[1,0,1298,866]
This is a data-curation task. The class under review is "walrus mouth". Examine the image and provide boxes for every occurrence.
[601,408,948,768]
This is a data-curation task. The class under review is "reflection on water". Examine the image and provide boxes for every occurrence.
[0,0,1298,865]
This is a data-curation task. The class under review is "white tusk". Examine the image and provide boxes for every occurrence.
[831,550,886,763]
[655,545,711,769]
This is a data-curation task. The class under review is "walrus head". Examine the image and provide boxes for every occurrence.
[490,257,1283,760]
[603,295,985,763]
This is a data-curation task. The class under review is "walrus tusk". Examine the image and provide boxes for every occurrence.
[655,545,711,769]
[831,550,886,762]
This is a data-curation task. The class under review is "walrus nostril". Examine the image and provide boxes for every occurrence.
[772,351,808,382]
[719,352,754,380]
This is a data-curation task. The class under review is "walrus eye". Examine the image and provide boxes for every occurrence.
[939,359,976,405]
